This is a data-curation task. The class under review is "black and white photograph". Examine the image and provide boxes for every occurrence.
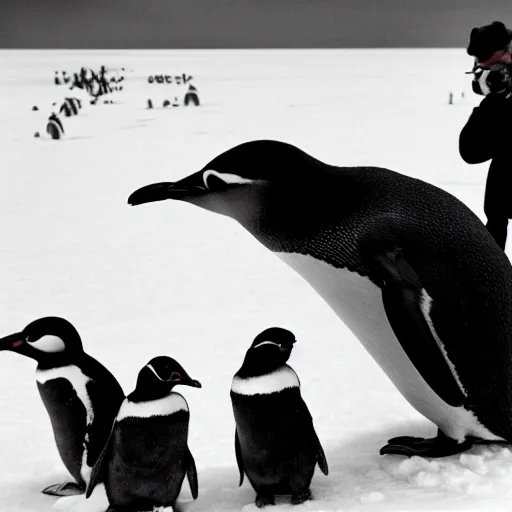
[1,1,512,511]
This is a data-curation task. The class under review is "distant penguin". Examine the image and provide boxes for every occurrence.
[86,356,201,510]
[60,100,71,117]
[69,97,81,113]
[46,113,64,140]
[60,98,79,117]
[184,85,200,106]
[0,317,125,496]
[231,328,328,507]
[70,73,83,91]
[128,139,512,458]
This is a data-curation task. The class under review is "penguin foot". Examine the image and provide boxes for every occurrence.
[41,481,86,496]
[380,430,473,457]
[291,489,312,505]
[255,493,275,508]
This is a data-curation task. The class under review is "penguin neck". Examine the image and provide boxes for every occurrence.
[128,386,173,403]
[236,359,287,379]
[129,372,176,403]
[235,168,371,233]
[35,350,84,371]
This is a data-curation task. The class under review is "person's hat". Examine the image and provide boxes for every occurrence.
[467,21,512,62]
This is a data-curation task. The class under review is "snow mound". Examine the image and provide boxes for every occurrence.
[380,445,512,496]
[359,491,386,503]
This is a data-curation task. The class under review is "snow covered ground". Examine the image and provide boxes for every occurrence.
[1,49,511,512]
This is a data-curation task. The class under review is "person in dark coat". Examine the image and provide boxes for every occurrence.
[459,21,512,250]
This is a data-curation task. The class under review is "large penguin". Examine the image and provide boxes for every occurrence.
[0,317,125,495]
[127,140,512,458]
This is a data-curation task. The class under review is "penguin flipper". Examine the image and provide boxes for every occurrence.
[235,429,245,486]
[85,422,115,499]
[302,401,328,475]
[294,395,329,475]
[186,448,199,499]
[315,439,329,475]
[364,245,466,408]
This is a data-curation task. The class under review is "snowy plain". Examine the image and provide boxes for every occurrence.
[1,49,511,512]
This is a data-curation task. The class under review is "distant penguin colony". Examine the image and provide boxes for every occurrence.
[86,356,201,511]
[129,139,512,458]
[231,328,328,507]
[0,317,125,496]
[146,74,200,108]
[37,67,199,139]
[37,65,125,139]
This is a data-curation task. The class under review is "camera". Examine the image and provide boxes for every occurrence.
[469,63,512,96]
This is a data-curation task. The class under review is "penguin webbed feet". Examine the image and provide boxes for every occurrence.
[41,481,86,496]
[255,492,275,508]
[254,489,312,507]
[291,489,312,505]
[379,430,473,458]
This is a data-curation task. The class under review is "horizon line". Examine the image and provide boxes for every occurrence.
[0,46,467,51]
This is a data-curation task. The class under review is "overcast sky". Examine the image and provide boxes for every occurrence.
[2,0,512,49]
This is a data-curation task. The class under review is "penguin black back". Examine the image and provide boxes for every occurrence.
[0,317,125,496]
[231,328,328,507]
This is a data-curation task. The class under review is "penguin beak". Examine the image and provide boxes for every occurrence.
[0,332,24,351]
[128,173,207,206]
[187,378,202,388]
[279,339,297,352]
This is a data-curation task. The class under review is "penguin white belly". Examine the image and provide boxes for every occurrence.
[36,365,95,482]
[116,392,188,421]
[277,252,503,442]
[232,365,300,395]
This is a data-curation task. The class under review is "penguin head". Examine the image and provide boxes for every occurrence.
[127,140,328,225]
[238,327,297,377]
[0,317,83,363]
[133,356,202,401]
